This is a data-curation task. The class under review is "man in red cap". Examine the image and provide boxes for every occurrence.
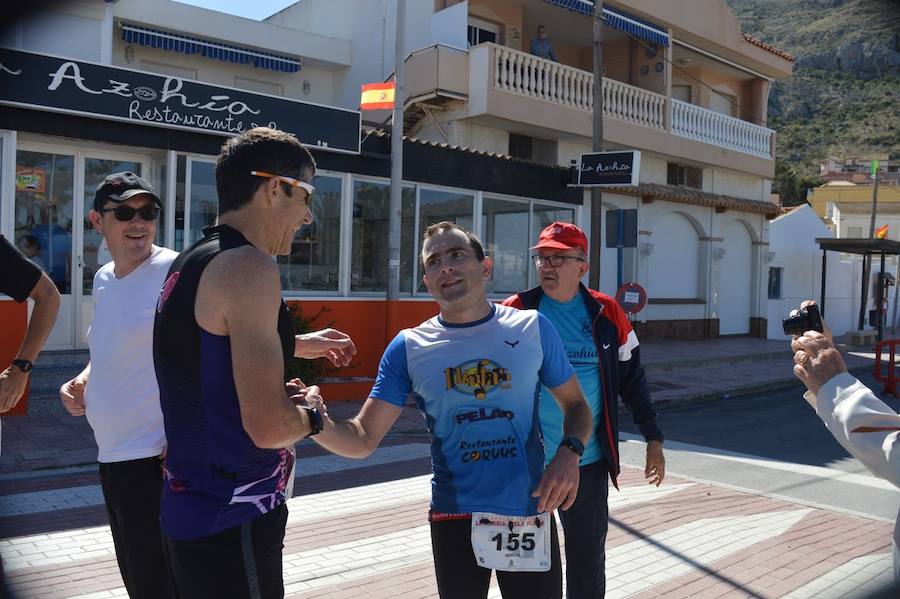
[502,221,665,599]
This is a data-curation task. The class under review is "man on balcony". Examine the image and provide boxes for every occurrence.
[529,25,558,62]
[503,222,666,599]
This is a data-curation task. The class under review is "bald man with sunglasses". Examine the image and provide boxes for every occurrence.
[59,171,177,599]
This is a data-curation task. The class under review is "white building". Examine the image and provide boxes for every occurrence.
[766,205,857,339]
[1,0,796,397]
[269,0,795,339]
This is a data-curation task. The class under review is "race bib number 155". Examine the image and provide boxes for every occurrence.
[470,512,551,572]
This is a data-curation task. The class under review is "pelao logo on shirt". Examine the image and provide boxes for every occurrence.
[444,359,512,400]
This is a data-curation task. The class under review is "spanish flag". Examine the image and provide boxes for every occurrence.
[360,82,396,110]
[875,224,889,239]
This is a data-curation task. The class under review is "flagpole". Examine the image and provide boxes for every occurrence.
[388,0,405,302]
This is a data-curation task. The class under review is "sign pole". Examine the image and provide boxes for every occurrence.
[616,210,624,289]
[387,0,405,302]
[589,0,604,290]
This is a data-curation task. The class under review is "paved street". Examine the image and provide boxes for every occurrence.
[619,371,900,522]
[2,384,899,598]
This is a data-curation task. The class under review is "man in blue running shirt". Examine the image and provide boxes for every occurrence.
[305,221,591,599]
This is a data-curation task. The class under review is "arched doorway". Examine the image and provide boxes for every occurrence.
[719,221,753,334]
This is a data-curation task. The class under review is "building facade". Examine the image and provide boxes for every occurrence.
[1,0,793,400]
[820,157,900,186]
[809,181,900,239]
[267,0,793,338]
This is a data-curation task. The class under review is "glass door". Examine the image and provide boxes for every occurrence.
[14,148,77,350]
[79,155,150,347]
[184,157,218,247]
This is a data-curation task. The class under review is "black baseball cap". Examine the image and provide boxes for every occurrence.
[93,172,162,212]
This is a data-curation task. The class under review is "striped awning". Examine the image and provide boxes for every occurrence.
[542,0,669,47]
[121,24,302,73]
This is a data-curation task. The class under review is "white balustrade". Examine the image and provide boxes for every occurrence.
[672,99,773,159]
[493,44,665,130]
[489,44,774,159]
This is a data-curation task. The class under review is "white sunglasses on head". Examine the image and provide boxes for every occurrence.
[250,170,315,198]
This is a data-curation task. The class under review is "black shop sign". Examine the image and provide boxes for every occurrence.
[0,47,360,154]
[577,151,641,187]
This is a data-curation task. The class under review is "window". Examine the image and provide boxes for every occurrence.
[768,267,782,300]
[278,175,341,293]
[482,198,529,294]
[187,160,217,246]
[140,60,197,80]
[708,91,736,117]
[14,150,75,294]
[234,76,283,97]
[509,134,557,166]
[532,203,576,245]
[672,85,692,103]
[351,180,415,292]
[667,163,703,189]
[481,197,576,295]
[467,17,498,47]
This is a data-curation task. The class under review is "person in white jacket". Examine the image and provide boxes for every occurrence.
[791,300,900,581]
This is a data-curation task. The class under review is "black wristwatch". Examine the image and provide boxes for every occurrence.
[559,436,585,457]
[11,359,33,374]
[301,406,323,437]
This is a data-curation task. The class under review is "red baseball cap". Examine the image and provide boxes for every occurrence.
[530,222,588,253]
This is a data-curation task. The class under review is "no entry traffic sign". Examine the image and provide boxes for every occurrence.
[615,282,647,314]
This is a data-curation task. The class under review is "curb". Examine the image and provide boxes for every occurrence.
[629,364,873,414]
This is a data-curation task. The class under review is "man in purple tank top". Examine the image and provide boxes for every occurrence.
[154,128,355,599]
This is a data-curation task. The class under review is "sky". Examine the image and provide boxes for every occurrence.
[173,0,297,21]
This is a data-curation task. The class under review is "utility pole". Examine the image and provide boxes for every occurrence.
[858,165,881,331]
[868,166,881,238]
[588,0,604,289]
[387,0,405,302]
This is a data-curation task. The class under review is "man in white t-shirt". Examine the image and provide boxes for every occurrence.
[59,172,176,599]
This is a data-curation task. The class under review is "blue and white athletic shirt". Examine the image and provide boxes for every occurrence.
[371,304,574,516]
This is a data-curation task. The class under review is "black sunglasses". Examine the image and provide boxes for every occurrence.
[100,204,161,222]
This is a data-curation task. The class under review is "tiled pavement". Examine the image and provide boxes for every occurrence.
[1,438,896,598]
[1,338,895,597]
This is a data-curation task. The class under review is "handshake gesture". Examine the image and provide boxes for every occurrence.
[285,378,331,435]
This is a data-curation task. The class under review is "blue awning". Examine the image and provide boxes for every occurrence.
[542,0,669,47]
[121,24,302,73]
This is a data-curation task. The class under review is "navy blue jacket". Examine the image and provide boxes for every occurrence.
[503,284,663,488]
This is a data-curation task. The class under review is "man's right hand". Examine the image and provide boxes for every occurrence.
[0,367,28,413]
[298,385,335,433]
[60,376,87,416]
[791,330,848,396]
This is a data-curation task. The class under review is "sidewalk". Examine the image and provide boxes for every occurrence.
[1,434,895,598]
[1,338,896,597]
[0,337,879,475]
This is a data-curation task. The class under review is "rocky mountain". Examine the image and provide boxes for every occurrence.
[725,0,900,204]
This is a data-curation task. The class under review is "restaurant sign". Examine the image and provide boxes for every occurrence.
[577,151,641,187]
[0,48,360,154]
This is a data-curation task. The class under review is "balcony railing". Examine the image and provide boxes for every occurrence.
[671,99,773,159]
[489,44,773,159]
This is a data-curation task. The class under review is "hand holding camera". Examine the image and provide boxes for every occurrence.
[788,301,846,396]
